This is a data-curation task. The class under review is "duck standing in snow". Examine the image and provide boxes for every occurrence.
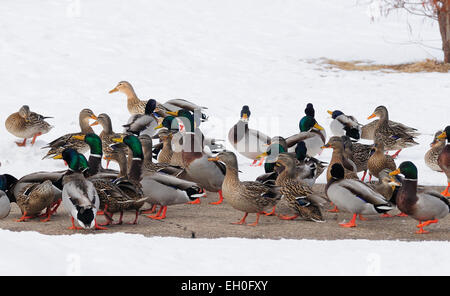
[326,163,394,228]
[327,109,361,140]
[367,105,419,158]
[5,105,53,147]
[390,161,450,234]
[228,105,271,166]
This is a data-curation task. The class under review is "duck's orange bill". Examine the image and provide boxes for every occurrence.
[437,131,447,140]
[109,87,118,94]
[321,144,331,149]
[166,111,179,116]
[90,115,98,120]
[389,169,401,176]
[367,113,376,119]
[208,157,219,162]
[90,121,99,127]
[327,110,333,115]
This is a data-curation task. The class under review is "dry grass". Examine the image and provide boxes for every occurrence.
[315,58,450,73]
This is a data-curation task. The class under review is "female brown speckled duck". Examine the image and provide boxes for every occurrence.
[367,141,397,182]
[42,109,97,159]
[367,105,419,158]
[208,151,282,226]
[274,153,326,222]
[5,105,53,147]
[425,130,446,172]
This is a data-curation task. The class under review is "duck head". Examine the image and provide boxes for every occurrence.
[145,99,157,115]
[112,134,144,160]
[208,151,238,170]
[304,103,315,117]
[240,105,251,122]
[109,81,134,95]
[368,105,388,120]
[389,161,418,180]
[299,116,323,132]
[165,109,196,132]
[437,126,450,142]
[72,133,103,156]
[330,163,345,180]
[295,141,308,161]
[327,109,344,119]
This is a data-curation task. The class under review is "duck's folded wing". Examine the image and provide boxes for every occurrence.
[163,99,207,111]
[338,179,390,206]
[145,173,198,190]
[285,132,317,148]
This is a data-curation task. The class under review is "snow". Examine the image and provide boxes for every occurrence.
[0,229,449,276]
[0,0,449,275]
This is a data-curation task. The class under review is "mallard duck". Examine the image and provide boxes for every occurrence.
[425,130,446,172]
[208,151,282,226]
[9,174,55,222]
[109,81,208,119]
[123,99,159,137]
[437,126,450,197]
[274,153,326,222]
[5,105,53,147]
[367,141,397,181]
[303,103,327,142]
[325,163,394,227]
[156,128,175,164]
[91,113,128,165]
[70,133,118,179]
[341,136,372,181]
[292,115,326,157]
[256,141,326,187]
[367,106,419,158]
[163,110,226,205]
[327,110,361,140]
[42,109,97,159]
[139,134,183,176]
[390,161,450,233]
[112,134,204,219]
[0,174,18,219]
[322,136,358,182]
[228,105,271,166]
[57,148,105,230]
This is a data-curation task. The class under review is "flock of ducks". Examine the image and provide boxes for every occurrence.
[1,81,449,235]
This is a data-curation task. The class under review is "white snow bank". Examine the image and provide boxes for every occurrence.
[1,229,449,276]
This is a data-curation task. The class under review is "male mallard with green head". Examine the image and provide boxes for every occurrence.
[390,161,450,234]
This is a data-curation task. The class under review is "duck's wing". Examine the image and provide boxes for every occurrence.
[285,132,317,148]
[163,99,207,111]
[338,179,391,206]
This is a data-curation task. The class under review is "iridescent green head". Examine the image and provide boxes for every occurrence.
[172,109,195,132]
[113,135,144,159]
[77,153,90,172]
[397,161,418,180]
[299,116,324,132]
[62,148,81,171]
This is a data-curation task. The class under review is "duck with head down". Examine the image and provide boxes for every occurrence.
[274,153,327,222]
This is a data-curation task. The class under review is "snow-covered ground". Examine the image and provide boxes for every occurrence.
[0,0,449,275]
[2,229,450,276]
